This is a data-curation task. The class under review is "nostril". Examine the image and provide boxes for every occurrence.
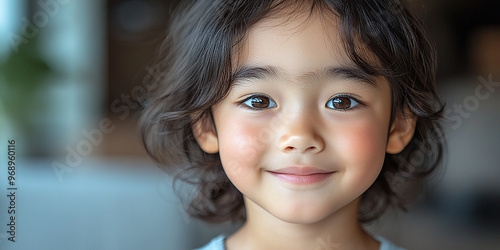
[280,135,325,153]
[283,145,319,153]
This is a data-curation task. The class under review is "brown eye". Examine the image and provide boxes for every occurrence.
[326,95,360,110]
[240,95,277,109]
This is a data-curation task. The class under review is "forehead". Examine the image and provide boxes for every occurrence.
[234,8,353,76]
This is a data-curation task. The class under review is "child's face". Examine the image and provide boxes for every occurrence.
[196,11,408,224]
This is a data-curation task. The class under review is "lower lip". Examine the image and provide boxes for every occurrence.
[268,172,334,185]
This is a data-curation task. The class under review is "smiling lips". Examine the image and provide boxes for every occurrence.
[267,167,335,185]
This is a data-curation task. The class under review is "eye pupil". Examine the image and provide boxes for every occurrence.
[240,95,276,110]
[251,97,269,108]
[332,97,351,109]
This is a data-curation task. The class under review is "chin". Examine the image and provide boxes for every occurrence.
[268,203,341,225]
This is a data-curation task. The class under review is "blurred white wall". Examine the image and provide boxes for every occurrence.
[0,0,106,157]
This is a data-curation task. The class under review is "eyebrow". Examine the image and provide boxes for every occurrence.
[326,67,377,85]
[232,65,377,86]
[232,66,278,81]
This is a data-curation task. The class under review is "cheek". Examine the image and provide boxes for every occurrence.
[217,120,265,186]
[336,115,389,183]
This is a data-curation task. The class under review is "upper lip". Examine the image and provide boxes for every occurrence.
[267,167,334,175]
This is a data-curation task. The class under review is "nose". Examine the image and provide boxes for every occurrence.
[279,113,325,154]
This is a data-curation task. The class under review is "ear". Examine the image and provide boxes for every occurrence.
[192,117,219,154]
[386,111,417,154]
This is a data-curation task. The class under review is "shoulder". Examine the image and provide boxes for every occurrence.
[194,235,226,250]
[376,236,407,250]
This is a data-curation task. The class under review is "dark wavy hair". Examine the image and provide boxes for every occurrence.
[139,0,445,224]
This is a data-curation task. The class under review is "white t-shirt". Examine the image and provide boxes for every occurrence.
[195,234,407,250]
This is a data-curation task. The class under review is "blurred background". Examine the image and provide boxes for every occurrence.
[0,0,499,249]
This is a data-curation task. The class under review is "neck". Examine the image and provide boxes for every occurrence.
[226,197,379,250]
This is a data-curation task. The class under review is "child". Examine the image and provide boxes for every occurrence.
[139,0,444,249]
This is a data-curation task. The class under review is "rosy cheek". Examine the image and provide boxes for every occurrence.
[337,118,388,181]
[218,121,263,185]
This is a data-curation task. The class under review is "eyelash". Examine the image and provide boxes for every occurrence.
[237,93,364,111]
